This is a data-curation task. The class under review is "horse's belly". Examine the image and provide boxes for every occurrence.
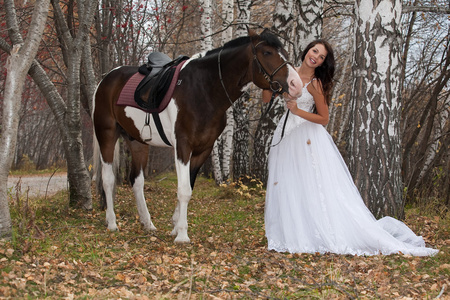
[122,105,176,147]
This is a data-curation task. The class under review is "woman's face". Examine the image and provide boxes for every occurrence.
[304,43,328,68]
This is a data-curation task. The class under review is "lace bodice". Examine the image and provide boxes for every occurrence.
[295,80,316,112]
[272,80,316,143]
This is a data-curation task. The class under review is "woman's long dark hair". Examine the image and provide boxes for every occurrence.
[301,40,335,105]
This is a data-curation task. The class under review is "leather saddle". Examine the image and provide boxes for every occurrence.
[134,52,189,111]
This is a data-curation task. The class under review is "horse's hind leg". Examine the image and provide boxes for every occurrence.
[102,157,118,231]
[96,130,120,231]
[127,139,156,231]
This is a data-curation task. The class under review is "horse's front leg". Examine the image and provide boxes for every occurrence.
[171,159,192,243]
[171,201,180,228]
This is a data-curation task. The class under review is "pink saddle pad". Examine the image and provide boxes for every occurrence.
[116,60,186,113]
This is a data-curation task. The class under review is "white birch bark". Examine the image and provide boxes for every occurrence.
[273,0,324,62]
[0,0,50,238]
[328,33,353,145]
[254,0,324,182]
[294,0,324,54]
[219,0,234,182]
[232,0,251,180]
[198,0,222,182]
[348,0,404,218]
[199,0,213,52]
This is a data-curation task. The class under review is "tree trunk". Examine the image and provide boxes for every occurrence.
[253,0,324,183]
[348,0,404,219]
[232,0,252,181]
[233,96,251,179]
[405,50,450,201]
[0,0,50,238]
[50,0,98,209]
[199,0,212,52]
[274,0,324,62]
[219,0,234,183]
[211,0,234,184]
[254,98,284,183]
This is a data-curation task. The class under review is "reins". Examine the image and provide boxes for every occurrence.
[218,48,278,122]
[217,41,292,147]
[218,38,292,121]
[270,110,290,147]
[251,41,290,95]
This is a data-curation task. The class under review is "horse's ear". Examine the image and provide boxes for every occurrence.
[247,27,258,37]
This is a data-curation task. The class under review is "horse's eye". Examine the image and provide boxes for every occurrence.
[263,51,272,56]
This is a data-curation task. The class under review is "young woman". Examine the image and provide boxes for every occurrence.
[263,40,438,256]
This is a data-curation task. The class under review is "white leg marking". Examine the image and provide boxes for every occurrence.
[133,170,156,231]
[172,158,192,243]
[102,162,118,231]
[171,202,180,229]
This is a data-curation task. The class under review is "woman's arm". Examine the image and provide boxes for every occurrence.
[286,80,329,125]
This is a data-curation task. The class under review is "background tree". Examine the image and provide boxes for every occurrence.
[0,0,50,238]
[42,0,98,208]
[210,0,234,184]
[231,0,252,181]
[253,0,325,182]
[348,0,404,218]
[400,16,449,204]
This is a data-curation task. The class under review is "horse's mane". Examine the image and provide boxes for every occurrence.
[205,29,283,57]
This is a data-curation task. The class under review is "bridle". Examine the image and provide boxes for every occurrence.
[217,39,294,147]
[251,40,291,96]
[218,39,293,115]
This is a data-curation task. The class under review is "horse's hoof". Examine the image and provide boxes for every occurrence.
[174,236,191,244]
[143,223,157,231]
[107,225,119,231]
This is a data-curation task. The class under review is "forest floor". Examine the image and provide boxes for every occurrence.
[1,173,449,299]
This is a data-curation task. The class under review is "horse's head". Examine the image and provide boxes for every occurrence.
[249,29,303,99]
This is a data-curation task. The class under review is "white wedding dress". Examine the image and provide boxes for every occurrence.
[264,81,438,256]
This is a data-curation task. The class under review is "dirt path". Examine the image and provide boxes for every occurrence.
[7,173,68,198]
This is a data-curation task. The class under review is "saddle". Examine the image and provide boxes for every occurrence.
[134,52,189,111]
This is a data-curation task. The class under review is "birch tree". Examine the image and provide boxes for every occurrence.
[348,0,404,218]
[0,0,50,238]
[272,0,324,63]
[199,0,213,52]
[197,0,220,182]
[253,0,324,182]
[232,0,252,180]
[211,0,234,184]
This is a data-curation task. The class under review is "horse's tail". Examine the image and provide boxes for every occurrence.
[93,132,120,210]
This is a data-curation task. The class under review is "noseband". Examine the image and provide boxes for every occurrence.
[252,41,291,95]
[217,39,292,113]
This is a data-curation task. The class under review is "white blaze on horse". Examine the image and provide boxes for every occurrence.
[93,29,303,243]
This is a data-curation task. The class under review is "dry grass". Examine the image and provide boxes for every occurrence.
[1,173,448,299]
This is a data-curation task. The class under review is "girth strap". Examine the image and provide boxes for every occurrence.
[152,112,172,146]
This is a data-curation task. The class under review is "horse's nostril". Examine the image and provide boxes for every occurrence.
[290,79,298,88]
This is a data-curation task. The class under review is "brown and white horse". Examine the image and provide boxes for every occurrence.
[93,29,302,243]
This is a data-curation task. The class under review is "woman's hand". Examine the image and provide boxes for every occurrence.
[286,100,299,114]
[283,92,297,101]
